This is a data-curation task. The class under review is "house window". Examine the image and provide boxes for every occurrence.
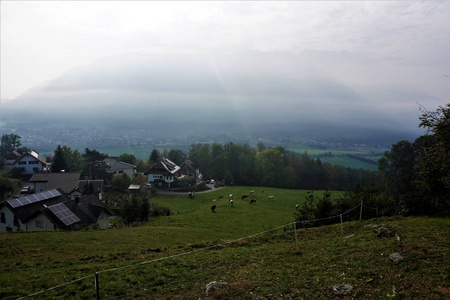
[98,212,104,220]
[0,212,5,224]
[18,161,27,165]
[33,167,39,173]
[35,220,43,228]
[29,161,38,165]
[119,171,123,174]
[13,216,19,226]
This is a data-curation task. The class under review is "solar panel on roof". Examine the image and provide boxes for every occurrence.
[8,199,22,208]
[7,189,62,208]
[48,203,80,226]
[35,194,46,201]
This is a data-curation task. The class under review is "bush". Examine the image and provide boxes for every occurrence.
[112,174,131,192]
[121,196,171,225]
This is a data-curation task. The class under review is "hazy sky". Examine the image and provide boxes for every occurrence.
[1,1,449,119]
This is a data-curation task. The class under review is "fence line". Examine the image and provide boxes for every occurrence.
[297,202,361,224]
[16,203,364,300]
[16,275,93,300]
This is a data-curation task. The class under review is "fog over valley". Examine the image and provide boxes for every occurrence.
[1,1,448,149]
[2,51,437,144]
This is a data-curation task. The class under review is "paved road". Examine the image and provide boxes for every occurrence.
[154,184,224,195]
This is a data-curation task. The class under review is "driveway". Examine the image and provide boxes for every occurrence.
[155,184,223,195]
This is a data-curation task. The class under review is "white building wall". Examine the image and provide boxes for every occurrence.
[11,154,47,174]
[0,206,25,232]
[112,168,134,179]
[33,182,47,193]
[26,214,56,232]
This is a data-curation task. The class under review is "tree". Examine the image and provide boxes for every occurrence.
[415,103,450,214]
[149,149,160,164]
[0,176,21,200]
[140,198,150,222]
[51,145,67,172]
[112,174,131,192]
[168,149,187,165]
[118,153,137,165]
[189,144,211,178]
[82,148,111,180]
[0,134,21,156]
[132,173,148,186]
[257,142,266,152]
[255,148,284,187]
[224,170,234,185]
[62,146,83,172]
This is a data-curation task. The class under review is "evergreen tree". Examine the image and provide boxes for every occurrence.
[51,145,67,172]
[149,149,160,164]
[82,148,110,180]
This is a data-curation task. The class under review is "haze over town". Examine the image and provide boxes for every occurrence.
[1,1,449,149]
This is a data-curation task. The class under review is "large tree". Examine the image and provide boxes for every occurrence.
[167,149,187,165]
[82,148,111,180]
[415,103,450,214]
[62,146,83,172]
[51,145,67,172]
[149,149,160,164]
[118,153,137,165]
[0,134,21,156]
[51,145,83,172]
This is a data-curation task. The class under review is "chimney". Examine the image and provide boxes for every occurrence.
[75,195,80,204]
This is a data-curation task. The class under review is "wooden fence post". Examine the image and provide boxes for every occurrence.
[294,222,298,250]
[359,200,363,221]
[95,272,100,300]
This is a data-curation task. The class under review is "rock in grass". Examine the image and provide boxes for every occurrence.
[333,283,353,295]
[373,227,394,238]
[389,252,404,263]
[205,281,228,295]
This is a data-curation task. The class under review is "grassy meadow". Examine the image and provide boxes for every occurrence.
[286,145,386,170]
[1,187,449,299]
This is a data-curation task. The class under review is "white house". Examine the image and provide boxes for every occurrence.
[144,158,180,188]
[8,150,49,174]
[104,158,136,179]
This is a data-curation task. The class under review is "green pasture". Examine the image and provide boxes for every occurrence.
[0,187,448,299]
[96,147,169,160]
[285,144,387,156]
[320,156,379,170]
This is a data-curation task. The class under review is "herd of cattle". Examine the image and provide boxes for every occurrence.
[210,190,275,213]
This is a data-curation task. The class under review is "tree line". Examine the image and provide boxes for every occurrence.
[188,142,380,191]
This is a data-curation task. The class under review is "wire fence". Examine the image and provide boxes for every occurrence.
[16,201,377,300]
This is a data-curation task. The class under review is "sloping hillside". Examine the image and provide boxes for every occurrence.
[0,188,448,299]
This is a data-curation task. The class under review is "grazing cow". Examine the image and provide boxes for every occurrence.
[218,195,224,199]
[250,190,254,194]
[229,194,233,199]
[212,199,216,202]
[261,190,265,194]
[241,194,249,200]
[296,204,299,211]
[267,196,274,200]
[249,198,256,204]
[211,205,216,213]
[229,199,234,207]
